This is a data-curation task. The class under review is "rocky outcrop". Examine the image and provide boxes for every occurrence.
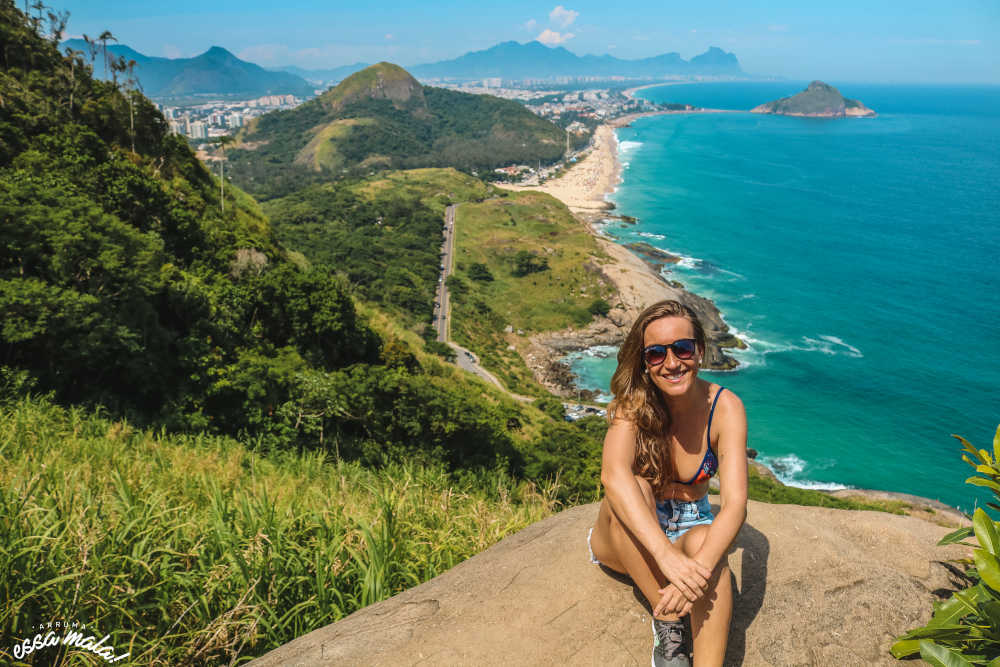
[249,500,967,666]
[752,81,876,118]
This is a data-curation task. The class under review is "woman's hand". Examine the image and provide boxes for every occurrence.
[655,549,711,602]
[654,584,693,617]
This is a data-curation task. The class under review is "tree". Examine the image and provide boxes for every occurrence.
[97,29,115,79]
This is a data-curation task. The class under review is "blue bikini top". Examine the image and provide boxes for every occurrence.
[678,387,725,485]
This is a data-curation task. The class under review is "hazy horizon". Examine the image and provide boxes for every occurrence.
[54,1,999,84]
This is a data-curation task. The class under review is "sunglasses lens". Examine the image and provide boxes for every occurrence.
[644,346,667,366]
[673,339,696,359]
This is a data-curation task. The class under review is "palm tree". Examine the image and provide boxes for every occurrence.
[98,30,115,79]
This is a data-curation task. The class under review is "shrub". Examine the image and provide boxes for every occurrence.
[468,262,494,282]
[511,250,548,277]
[892,425,1000,665]
[588,298,611,317]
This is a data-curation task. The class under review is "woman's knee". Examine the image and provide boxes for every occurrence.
[678,524,710,556]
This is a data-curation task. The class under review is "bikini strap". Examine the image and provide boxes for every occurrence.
[706,386,725,449]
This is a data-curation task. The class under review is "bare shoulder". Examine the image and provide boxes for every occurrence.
[711,386,747,439]
[716,387,745,415]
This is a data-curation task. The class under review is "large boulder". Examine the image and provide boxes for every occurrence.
[249,499,967,666]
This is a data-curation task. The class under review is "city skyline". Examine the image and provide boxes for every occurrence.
[53,0,1000,84]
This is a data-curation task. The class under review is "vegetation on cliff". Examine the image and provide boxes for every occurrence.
[751,80,876,117]
[447,190,617,395]
[227,62,567,198]
[893,426,1000,665]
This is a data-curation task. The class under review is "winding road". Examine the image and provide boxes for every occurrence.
[433,205,524,396]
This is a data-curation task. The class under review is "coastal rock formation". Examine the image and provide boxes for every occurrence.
[752,81,876,118]
[249,500,967,666]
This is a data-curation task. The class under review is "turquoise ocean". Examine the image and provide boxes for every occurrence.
[567,82,1000,510]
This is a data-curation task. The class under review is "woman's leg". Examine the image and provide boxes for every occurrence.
[673,525,732,667]
[589,475,676,619]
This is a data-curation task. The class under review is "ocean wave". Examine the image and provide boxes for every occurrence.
[636,231,666,240]
[675,255,701,270]
[618,140,643,154]
[574,345,617,360]
[725,326,864,369]
[758,453,850,491]
[739,293,756,300]
[801,335,864,358]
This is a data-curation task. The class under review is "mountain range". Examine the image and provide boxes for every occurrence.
[61,40,314,98]
[61,40,744,100]
[407,41,743,80]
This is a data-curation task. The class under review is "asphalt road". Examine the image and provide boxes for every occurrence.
[435,205,456,343]
[432,205,528,398]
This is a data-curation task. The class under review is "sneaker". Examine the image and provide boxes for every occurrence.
[651,618,690,667]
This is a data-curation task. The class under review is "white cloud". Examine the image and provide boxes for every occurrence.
[163,44,183,59]
[523,18,537,31]
[768,24,789,32]
[549,6,579,29]
[384,33,394,40]
[537,29,575,46]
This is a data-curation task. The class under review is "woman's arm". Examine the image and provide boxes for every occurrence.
[602,418,712,601]
[692,390,749,570]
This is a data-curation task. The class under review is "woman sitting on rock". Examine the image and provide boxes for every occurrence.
[587,300,748,667]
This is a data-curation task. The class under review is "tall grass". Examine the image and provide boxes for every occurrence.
[0,397,558,665]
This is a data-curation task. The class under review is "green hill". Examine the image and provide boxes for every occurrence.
[751,80,876,117]
[227,62,566,198]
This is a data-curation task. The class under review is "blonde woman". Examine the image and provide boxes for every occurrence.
[588,300,748,667]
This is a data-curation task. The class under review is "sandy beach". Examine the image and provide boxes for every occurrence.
[499,124,623,215]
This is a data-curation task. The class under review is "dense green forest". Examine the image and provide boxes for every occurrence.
[260,183,442,324]
[227,64,567,199]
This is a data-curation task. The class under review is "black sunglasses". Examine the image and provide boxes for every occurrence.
[643,339,697,366]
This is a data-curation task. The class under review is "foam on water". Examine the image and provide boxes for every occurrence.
[801,335,864,358]
[637,231,666,240]
[758,453,850,491]
[618,140,643,154]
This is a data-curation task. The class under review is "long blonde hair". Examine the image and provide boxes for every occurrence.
[607,300,706,495]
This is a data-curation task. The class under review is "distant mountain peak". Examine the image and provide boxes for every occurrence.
[320,62,425,112]
[409,40,743,80]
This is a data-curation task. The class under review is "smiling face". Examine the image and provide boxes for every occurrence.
[642,316,703,397]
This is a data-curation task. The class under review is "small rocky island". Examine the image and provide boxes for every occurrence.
[752,80,876,118]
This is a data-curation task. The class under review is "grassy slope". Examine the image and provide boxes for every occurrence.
[448,190,615,395]
[355,168,493,214]
[0,396,557,665]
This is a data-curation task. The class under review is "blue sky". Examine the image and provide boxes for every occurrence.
[56,0,999,83]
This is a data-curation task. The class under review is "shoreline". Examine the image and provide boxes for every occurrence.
[495,115,970,519]
[498,113,744,398]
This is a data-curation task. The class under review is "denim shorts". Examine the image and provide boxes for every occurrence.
[588,496,714,565]
[656,496,714,542]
